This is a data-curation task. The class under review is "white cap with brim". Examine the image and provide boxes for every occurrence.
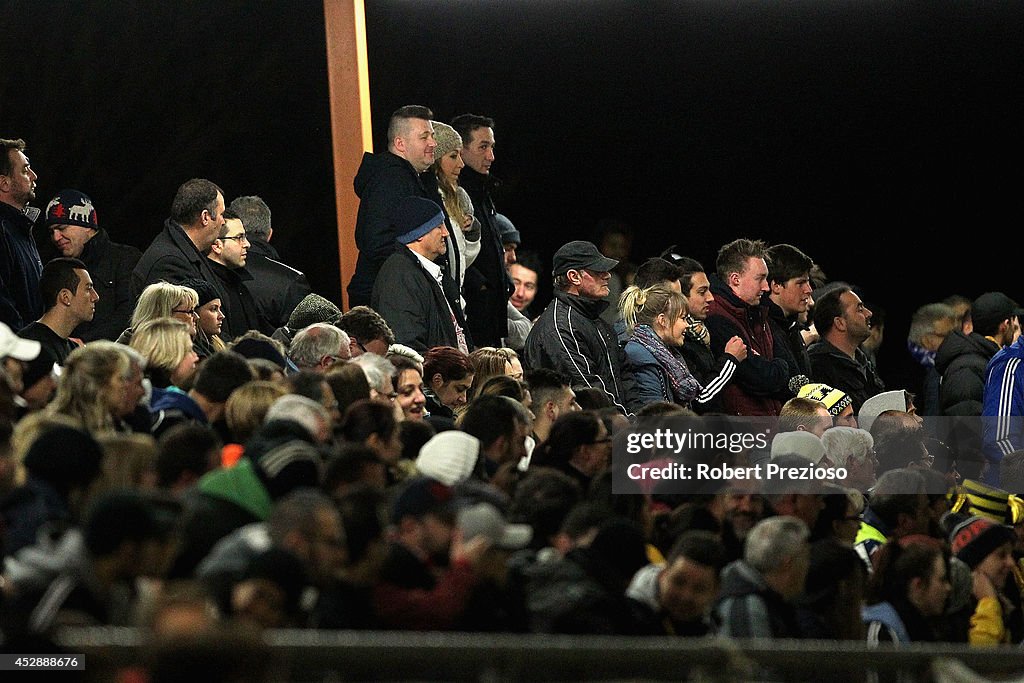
[0,323,41,361]
[858,390,908,433]
[458,502,532,550]
[771,430,825,464]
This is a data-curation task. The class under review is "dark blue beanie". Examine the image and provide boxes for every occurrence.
[392,197,445,244]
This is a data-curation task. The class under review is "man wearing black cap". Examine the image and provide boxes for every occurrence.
[981,293,1024,486]
[44,189,141,341]
[524,240,637,416]
[371,196,469,353]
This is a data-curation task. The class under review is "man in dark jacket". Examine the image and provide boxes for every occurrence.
[451,114,512,348]
[524,240,637,416]
[131,178,228,301]
[228,195,311,330]
[666,253,746,414]
[714,516,809,639]
[349,105,461,308]
[704,239,794,416]
[937,291,1021,416]
[206,209,271,340]
[43,189,141,341]
[766,243,814,378]
[938,292,1022,471]
[808,284,885,412]
[371,197,469,353]
[0,137,43,331]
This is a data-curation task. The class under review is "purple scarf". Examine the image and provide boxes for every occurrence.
[632,324,703,404]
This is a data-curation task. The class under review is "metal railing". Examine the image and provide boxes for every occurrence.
[55,628,1024,682]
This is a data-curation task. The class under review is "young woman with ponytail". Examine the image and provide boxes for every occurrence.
[620,283,708,410]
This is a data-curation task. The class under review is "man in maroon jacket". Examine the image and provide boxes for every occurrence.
[704,238,800,416]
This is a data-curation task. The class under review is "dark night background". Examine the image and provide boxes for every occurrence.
[2,1,1023,389]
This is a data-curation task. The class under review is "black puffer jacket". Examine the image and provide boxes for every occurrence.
[935,331,1000,416]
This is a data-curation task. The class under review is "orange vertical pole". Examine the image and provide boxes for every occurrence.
[323,0,373,311]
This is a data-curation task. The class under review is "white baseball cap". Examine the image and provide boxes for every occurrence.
[0,322,41,362]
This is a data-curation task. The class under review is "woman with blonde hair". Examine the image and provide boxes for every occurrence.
[430,121,480,298]
[120,281,215,358]
[130,317,199,391]
[620,284,715,410]
[467,347,514,402]
[46,342,134,435]
[225,381,289,445]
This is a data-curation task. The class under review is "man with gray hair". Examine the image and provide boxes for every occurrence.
[714,516,810,638]
[350,352,397,402]
[287,323,350,374]
[229,196,311,330]
[266,394,332,444]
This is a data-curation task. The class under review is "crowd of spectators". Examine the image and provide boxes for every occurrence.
[4,117,1024,675]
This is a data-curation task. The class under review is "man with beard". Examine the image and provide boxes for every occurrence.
[808,284,886,412]
[627,531,727,635]
[0,138,43,330]
[715,478,765,561]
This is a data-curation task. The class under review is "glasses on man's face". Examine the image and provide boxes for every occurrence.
[220,233,248,243]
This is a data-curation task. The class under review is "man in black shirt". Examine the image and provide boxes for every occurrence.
[18,257,98,365]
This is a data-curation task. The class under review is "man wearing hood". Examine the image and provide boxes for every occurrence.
[348,105,460,308]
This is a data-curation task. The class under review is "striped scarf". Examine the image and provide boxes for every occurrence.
[685,314,711,348]
[632,324,703,404]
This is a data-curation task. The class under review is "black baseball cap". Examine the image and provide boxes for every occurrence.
[552,240,618,276]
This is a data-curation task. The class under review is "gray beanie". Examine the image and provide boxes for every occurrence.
[431,121,463,161]
[287,293,341,330]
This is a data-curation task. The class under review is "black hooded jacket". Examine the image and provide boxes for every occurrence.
[935,330,1001,416]
[348,151,460,307]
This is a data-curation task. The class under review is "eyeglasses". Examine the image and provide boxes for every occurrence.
[589,437,613,445]
[220,233,249,243]
[172,308,198,317]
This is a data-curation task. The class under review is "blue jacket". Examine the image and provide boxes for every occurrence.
[982,337,1024,485]
[623,340,673,405]
[624,337,737,410]
[863,601,910,644]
